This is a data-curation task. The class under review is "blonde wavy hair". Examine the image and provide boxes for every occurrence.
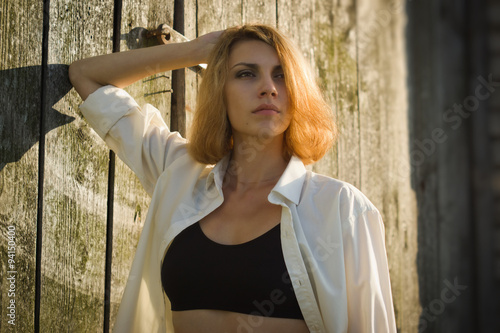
[188,24,336,165]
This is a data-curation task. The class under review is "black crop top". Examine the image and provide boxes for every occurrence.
[161,222,304,319]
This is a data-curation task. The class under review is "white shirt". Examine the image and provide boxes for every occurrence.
[80,85,397,333]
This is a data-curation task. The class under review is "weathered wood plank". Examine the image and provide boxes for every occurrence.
[277,0,312,51]
[193,0,273,138]
[194,0,242,141]
[0,0,43,331]
[242,0,276,25]
[407,0,483,331]
[468,0,499,330]
[433,0,474,330]
[40,1,114,331]
[197,0,242,36]
[310,0,358,184]
[276,0,312,66]
[405,1,443,330]
[184,0,198,139]
[356,0,419,331]
[110,0,175,330]
[276,0,314,175]
[171,0,187,136]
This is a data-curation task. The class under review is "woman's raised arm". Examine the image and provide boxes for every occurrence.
[69,30,223,100]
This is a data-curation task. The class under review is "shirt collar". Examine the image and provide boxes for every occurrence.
[269,155,307,205]
[205,153,230,194]
[205,154,307,205]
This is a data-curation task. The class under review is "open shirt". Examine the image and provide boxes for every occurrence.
[79,85,397,333]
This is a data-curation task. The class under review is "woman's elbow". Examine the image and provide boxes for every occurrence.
[68,60,100,101]
[68,61,81,87]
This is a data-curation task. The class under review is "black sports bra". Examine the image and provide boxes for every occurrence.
[161,222,304,319]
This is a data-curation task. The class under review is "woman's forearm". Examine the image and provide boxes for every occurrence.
[69,31,220,100]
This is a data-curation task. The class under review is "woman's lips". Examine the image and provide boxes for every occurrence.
[253,109,279,115]
[253,104,279,115]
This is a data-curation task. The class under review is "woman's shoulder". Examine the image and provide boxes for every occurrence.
[302,170,379,216]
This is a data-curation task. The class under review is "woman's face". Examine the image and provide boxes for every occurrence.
[224,39,291,145]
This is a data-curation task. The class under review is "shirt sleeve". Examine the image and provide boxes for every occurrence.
[343,209,397,332]
[79,85,188,195]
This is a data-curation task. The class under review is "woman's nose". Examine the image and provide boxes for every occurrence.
[259,77,278,97]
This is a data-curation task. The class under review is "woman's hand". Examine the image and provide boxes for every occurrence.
[190,30,225,64]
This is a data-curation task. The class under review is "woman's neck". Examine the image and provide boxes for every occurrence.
[224,133,289,191]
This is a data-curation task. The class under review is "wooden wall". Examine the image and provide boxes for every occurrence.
[407,0,474,330]
[0,1,43,331]
[407,0,500,332]
[484,0,500,330]
[1,0,423,332]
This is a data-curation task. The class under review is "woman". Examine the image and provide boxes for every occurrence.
[70,24,396,333]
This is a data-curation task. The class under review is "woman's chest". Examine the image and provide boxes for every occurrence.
[198,188,283,245]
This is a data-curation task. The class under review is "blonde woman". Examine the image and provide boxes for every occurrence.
[70,24,396,333]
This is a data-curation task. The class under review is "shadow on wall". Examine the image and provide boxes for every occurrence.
[0,64,75,172]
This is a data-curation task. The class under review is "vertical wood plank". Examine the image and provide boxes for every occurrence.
[310,0,359,184]
[103,2,122,330]
[0,1,43,331]
[40,1,114,331]
[184,0,199,139]
[276,0,312,66]
[197,0,242,36]
[276,0,314,172]
[473,0,500,331]
[435,1,475,329]
[469,0,498,329]
[195,0,242,137]
[433,0,474,330]
[407,0,478,331]
[193,0,273,138]
[278,1,311,64]
[242,0,276,25]
[405,1,443,330]
[356,0,419,331]
[171,0,187,136]
[110,0,175,330]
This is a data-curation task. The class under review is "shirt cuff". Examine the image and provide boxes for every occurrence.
[79,85,139,139]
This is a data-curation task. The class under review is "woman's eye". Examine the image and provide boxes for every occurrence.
[275,73,285,79]
[236,70,254,78]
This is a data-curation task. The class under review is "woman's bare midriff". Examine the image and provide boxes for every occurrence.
[171,309,310,333]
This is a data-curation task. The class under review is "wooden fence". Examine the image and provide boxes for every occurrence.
[5,0,497,332]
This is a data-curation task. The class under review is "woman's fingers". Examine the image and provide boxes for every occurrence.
[193,30,225,63]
